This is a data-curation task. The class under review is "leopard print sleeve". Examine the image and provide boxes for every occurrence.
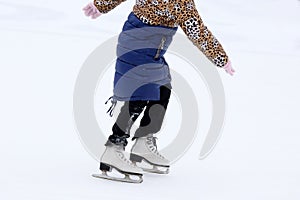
[177,0,229,67]
[94,0,126,14]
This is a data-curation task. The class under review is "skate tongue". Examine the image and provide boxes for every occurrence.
[115,143,126,151]
[106,141,126,151]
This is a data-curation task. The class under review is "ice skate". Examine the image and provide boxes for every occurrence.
[130,134,170,174]
[92,142,143,183]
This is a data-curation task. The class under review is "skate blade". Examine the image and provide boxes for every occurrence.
[142,166,169,174]
[92,173,143,184]
[133,159,170,174]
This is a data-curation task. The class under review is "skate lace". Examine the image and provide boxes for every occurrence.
[146,136,166,159]
[116,150,135,167]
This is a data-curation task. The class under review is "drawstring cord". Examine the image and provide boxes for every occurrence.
[105,96,117,117]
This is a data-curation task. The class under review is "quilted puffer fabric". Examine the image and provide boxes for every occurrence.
[113,12,177,101]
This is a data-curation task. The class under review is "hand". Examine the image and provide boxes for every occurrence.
[223,60,235,76]
[83,2,102,19]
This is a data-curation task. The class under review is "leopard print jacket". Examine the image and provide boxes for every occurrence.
[94,0,229,67]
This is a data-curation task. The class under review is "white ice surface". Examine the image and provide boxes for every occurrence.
[0,0,300,199]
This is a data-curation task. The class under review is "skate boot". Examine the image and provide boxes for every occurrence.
[130,134,170,174]
[92,142,143,183]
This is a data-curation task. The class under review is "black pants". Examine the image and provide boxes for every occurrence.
[107,84,171,146]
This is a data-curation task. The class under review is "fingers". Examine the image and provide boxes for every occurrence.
[83,3,93,16]
[83,3,101,19]
[89,2,97,14]
[91,3,97,13]
[92,12,102,19]
[224,67,235,76]
[84,8,91,16]
[85,7,95,17]
[82,3,92,11]
[223,61,235,76]
[89,2,95,7]
[231,66,236,74]
[82,6,89,11]
[226,68,235,76]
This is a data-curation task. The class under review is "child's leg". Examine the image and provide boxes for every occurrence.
[134,85,171,138]
[107,100,148,146]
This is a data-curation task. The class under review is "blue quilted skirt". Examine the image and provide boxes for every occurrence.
[112,12,178,101]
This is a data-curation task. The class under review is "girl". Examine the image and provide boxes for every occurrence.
[83,0,235,183]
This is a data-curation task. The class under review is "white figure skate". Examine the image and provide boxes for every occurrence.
[130,134,170,174]
[92,143,143,183]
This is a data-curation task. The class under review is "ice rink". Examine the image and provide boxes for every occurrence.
[0,0,300,199]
